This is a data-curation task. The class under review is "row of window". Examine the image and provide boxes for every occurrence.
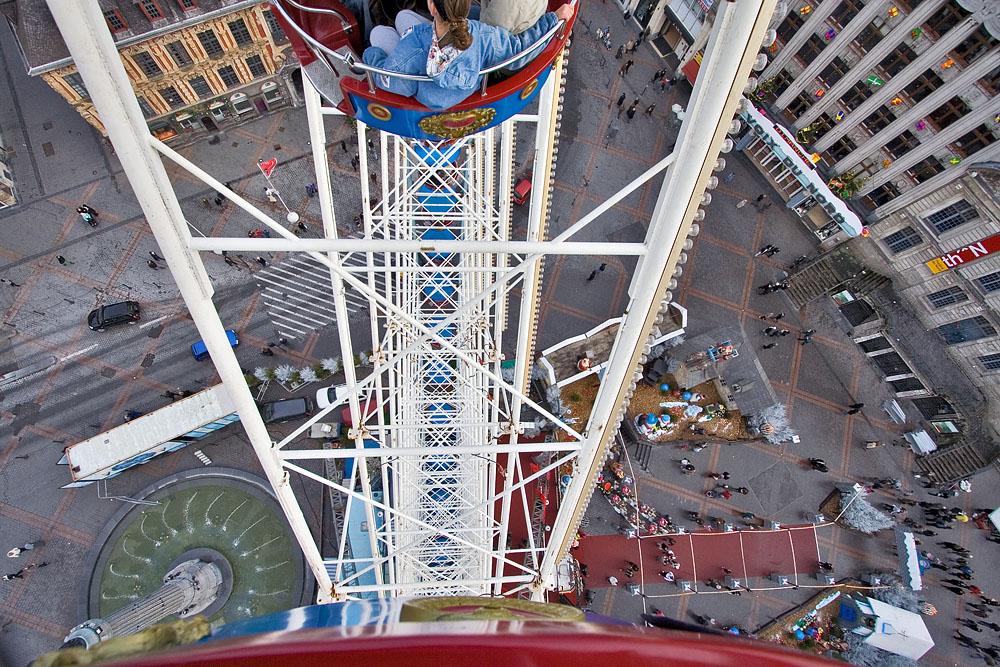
[130,17,266,79]
[105,0,198,30]
[925,270,1000,308]
[867,338,1000,373]
[883,200,980,255]
[137,55,270,115]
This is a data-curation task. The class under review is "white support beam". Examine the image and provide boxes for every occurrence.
[46,0,335,602]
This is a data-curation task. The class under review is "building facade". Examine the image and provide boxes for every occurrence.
[866,167,1000,415]
[755,0,999,223]
[3,1,300,146]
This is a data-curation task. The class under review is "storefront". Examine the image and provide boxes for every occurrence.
[737,102,863,246]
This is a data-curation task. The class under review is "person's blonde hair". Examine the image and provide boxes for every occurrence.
[434,0,473,50]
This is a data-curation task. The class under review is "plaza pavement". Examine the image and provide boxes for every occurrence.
[563,5,1000,666]
[0,2,998,666]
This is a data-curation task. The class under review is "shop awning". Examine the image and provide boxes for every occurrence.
[894,527,922,591]
[904,430,937,454]
[740,102,864,238]
[681,55,700,86]
[882,399,906,424]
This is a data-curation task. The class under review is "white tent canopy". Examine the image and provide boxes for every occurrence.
[894,528,922,591]
[904,430,937,455]
[860,598,934,660]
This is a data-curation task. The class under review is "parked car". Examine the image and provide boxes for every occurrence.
[87,301,140,331]
[260,397,314,424]
[316,383,349,410]
[191,330,239,361]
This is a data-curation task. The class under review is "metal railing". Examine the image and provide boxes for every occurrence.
[271,0,571,95]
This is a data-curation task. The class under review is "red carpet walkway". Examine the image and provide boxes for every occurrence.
[576,525,823,591]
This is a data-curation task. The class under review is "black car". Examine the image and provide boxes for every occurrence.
[260,397,314,424]
[87,301,141,331]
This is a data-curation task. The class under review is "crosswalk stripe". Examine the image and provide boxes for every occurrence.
[254,243,387,338]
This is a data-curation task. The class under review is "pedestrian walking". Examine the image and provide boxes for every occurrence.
[7,542,43,558]
[616,92,626,109]
[848,403,864,410]
[802,329,816,336]
[608,575,619,586]
[626,102,638,121]
[2,571,24,580]
[845,406,863,415]
[755,244,775,257]
[306,184,315,198]
[777,330,790,337]
[56,256,68,265]
[618,61,628,77]
[799,335,812,345]
[724,172,735,183]
[149,251,165,261]
[762,343,776,350]
[616,44,624,59]
[201,197,211,208]
[587,269,599,281]
[763,326,778,336]
[351,155,359,171]
[0,278,20,287]
[214,196,223,207]
[624,59,634,75]
[754,194,765,205]
[736,199,747,208]
[644,103,656,116]
[659,77,669,92]
[340,140,348,153]
[764,246,780,257]
[146,260,159,270]
[622,8,630,24]
[254,256,269,267]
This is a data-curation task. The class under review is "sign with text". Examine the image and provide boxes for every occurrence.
[925,232,1000,274]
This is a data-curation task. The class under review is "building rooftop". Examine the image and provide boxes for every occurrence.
[2,0,258,75]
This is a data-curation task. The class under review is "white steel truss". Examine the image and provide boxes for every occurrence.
[47,0,776,603]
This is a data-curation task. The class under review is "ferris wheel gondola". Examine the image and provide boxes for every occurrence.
[271,0,576,140]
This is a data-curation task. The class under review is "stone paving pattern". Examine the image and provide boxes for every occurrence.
[0,2,998,666]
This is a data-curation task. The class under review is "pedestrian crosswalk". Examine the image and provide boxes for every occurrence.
[254,248,385,340]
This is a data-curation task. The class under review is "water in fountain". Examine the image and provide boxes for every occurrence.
[98,484,298,624]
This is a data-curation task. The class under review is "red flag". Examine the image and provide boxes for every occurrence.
[258,158,277,178]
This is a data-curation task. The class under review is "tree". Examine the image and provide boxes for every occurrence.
[253,367,272,383]
[275,364,296,383]
[299,366,318,383]
[838,490,894,534]
[747,403,796,444]
[321,357,342,376]
[869,575,920,613]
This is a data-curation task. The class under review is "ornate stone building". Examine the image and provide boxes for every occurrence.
[3,1,300,145]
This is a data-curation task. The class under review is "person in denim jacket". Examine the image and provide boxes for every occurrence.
[363,0,573,110]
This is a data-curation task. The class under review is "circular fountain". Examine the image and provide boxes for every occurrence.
[82,469,311,627]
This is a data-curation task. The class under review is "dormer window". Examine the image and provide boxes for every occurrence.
[138,0,164,21]
[104,9,128,33]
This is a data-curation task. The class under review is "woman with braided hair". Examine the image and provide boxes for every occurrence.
[364,0,573,110]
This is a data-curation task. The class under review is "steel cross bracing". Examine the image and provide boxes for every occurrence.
[49,0,776,604]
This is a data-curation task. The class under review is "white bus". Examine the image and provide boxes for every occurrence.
[59,385,239,487]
